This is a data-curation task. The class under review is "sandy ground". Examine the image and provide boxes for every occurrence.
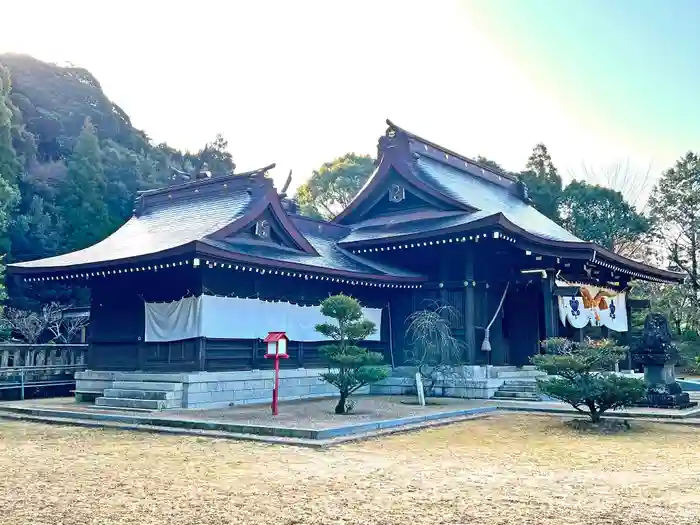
[1,413,699,525]
[165,396,483,428]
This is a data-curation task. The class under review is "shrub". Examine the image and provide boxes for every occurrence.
[316,294,389,414]
[532,338,646,423]
[405,302,465,397]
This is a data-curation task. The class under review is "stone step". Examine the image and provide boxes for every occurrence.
[498,385,539,393]
[84,404,155,414]
[95,397,170,410]
[111,381,183,392]
[103,389,177,401]
[496,370,547,379]
[491,366,518,372]
[492,391,541,400]
[502,379,541,386]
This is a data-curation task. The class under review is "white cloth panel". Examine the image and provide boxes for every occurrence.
[555,281,628,332]
[144,295,202,342]
[144,295,383,342]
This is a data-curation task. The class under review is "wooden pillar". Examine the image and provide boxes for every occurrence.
[137,342,147,371]
[464,248,476,364]
[298,341,305,368]
[624,299,633,369]
[439,256,448,304]
[251,339,260,370]
[541,273,557,340]
[196,337,206,371]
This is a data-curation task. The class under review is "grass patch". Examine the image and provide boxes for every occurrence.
[1,414,699,524]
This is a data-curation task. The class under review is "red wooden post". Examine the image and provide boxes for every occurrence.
[272,354,281,415]
[263,332,289,416]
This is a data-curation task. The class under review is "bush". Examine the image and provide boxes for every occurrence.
[405,302,465,397]
[316,294,389,414]
[677,331,700,374]
[532,338,646,423]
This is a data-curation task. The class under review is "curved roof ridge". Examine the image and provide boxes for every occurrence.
[386,119,517,182]
[138,164,276,198]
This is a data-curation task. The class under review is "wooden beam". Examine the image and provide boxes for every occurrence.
[541,274,557,339]
[464,248,476,363]
[553,285,580,297]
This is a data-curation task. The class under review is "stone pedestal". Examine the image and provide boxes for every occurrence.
[638,363,695,408]
[644,362,676,386]
[632,313,697,409]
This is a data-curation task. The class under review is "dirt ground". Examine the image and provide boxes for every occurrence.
[1,413,699,525]
[166,396,483,428]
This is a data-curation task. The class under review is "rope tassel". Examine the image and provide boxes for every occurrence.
[481,282,510,352]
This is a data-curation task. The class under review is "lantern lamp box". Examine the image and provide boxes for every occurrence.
[263,332,290,358]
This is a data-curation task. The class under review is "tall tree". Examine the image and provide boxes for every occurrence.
[475,156,504,171]
[296,153,374,219]
[519,143,563,221]
[649,152,700,290]
[0,64,20,255]
[195,133,235,175]
[58,119,110,252]
[559,181,651,254]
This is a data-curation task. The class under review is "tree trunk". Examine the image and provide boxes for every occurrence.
[335,393,347,414]
[589,407,601,423]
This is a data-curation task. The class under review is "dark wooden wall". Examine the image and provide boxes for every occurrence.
[87,261,395,372]
[87,235,555,372]
[356,239,547,367]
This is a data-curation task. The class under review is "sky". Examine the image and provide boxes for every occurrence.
[0,0,698,200]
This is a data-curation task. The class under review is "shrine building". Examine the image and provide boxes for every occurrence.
[8,121,684,409]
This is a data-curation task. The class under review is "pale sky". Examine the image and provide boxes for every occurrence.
[1,0,698,199]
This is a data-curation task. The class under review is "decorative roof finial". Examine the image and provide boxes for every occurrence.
[197,163,212,180]
[280,169,293,198]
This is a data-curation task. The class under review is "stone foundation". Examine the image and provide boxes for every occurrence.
[76,369,364,410]
[370,365,535,399]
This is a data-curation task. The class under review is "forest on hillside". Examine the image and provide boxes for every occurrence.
[0,54,236,309]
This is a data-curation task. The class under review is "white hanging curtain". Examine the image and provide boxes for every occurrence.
[556,282,628,332]
[144,295,383,343]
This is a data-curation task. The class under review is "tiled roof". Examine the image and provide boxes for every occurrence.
[10,167,423,281]
[201,233,421,279]
[413,156,582,243]
[341,211,493,244]
[11,188,254,270]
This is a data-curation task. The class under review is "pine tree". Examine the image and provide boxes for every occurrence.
[519,143,563,221]
[58,119,110,252]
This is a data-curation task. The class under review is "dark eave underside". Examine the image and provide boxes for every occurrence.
[339,211,684,284]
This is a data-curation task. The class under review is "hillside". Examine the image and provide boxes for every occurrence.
[0,54,235,308]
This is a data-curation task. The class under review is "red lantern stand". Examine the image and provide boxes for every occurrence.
[263,332,290,416]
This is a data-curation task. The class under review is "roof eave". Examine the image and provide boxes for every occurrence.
[194,240,425,283]
[338,212,683,284]
[7,242,199,276]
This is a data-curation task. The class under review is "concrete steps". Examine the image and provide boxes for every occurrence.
[492,370,546,401]
[495,370,547,379]
[94,380,183,411]
[95,397,169,410]
[492,390,540,400]
[498,384,539,393]
[111,381,183,392]
[102,389,177,401]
